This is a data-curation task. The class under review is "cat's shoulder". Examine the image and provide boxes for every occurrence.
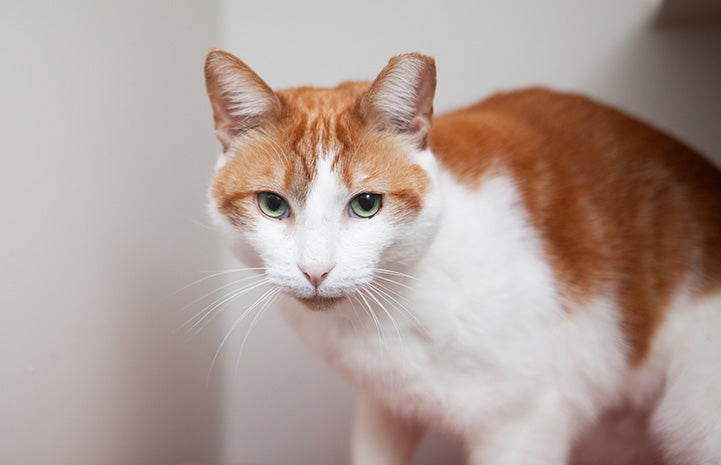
[428,86,715,187]
[431,86,632,138]
[428,87,602,186]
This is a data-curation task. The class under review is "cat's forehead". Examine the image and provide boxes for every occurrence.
[213,82,430,225]
[273,82,370,158]
[217,124,415,195]
[277,81,370,116]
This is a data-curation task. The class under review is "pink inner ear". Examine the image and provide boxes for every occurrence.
[360,53,436,147]
[205,49,281,148]
[411,115,431,137]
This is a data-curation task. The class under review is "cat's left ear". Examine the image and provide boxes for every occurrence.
[204,49,281,151]
[360,53,437,148]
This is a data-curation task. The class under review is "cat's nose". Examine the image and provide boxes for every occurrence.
[298,263,334,289]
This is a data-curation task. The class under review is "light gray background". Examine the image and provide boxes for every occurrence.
[1,1,720,465]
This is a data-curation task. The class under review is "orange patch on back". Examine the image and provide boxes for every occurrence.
[430,88,721,365]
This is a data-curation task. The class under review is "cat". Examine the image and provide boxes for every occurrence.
[203,49,721,465]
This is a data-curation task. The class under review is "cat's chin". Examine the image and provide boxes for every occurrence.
[296,296,344,312]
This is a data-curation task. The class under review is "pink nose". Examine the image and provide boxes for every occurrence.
[298,264,334,289]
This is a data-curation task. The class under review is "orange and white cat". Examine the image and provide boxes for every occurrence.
[204,49,721,465]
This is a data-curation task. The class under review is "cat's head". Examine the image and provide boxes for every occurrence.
[204,49,441,310]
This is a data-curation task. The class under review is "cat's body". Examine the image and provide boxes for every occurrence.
[204,50,721,465]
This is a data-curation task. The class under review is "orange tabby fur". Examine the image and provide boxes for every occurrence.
[431,89,721,364]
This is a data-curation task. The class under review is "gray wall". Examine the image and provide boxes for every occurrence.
[1,2,221,464]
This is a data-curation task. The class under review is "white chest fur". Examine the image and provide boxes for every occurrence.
[283,171,628,437]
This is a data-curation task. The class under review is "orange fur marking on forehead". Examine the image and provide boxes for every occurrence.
[278,82,432,221]
[213,81,432,226]
[277,82,370,154]
[338,132,431,220]
[212,134,294,226]
[212,82,368,222]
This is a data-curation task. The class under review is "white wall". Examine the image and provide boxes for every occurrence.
[0,2,221,465]
[217,1,721,465]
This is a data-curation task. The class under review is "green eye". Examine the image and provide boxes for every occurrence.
[257,192,290,219]
[349,193,382,218]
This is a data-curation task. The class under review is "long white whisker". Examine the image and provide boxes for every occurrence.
[344,293,362,336]
[235,288,282,372]
[178,274,263,314]
[353,128,375,155]
[348,292,368,333]
[256,141,286,166]
[362,287,403,345]
[374,275,415,290]
[266,137,292,165]
[255,132,291,166]
[182,216,216,231]
[206,285,276,384]
[359,288,400,387]
[372,279,411,303]
[184,277,271,335]
[369,282,428,337]
[353,290,384,350]
[166,267,266,298]
[369,281,410,312]
[372,268,419,281]
[182,276,268,330]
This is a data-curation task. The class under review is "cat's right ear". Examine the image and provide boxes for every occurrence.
[204,49,281,151]
[360,53,437,149]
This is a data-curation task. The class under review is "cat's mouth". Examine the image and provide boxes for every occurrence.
[297,295,344,312]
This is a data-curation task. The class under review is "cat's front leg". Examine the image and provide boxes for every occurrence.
[465,394,575,465]
[351,394,425,465]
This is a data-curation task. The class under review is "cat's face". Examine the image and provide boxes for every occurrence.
[205,50,440,310]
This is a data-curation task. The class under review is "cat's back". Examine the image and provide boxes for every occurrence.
[430,87,721,199]
[430,88,721,363]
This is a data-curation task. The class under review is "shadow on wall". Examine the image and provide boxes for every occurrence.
[0,3,224,464]
[111,216,225,465]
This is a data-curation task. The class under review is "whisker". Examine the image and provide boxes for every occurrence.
[235,287,282,372]
[257,141,286,166]
[345,293,362,337]
[178,274,262,314]
[372,279,411,302]
[353,127,375,155]
[256,133,292,166]
[183,277,271,336]
[182,276,268,327]
[182,216,216,231]
[372,268,419,281]
[359,287,401,387]
[368,282,428,337]
[353,290,385,350]
[348,292,367,332]
[266,137,292,165]
[374,275,415,290]
[361,287,403,345]
[166,267,266,298]
[206,285,277,384]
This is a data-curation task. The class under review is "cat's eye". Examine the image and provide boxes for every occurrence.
[257,192,290,219]
[349,193,382,218]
